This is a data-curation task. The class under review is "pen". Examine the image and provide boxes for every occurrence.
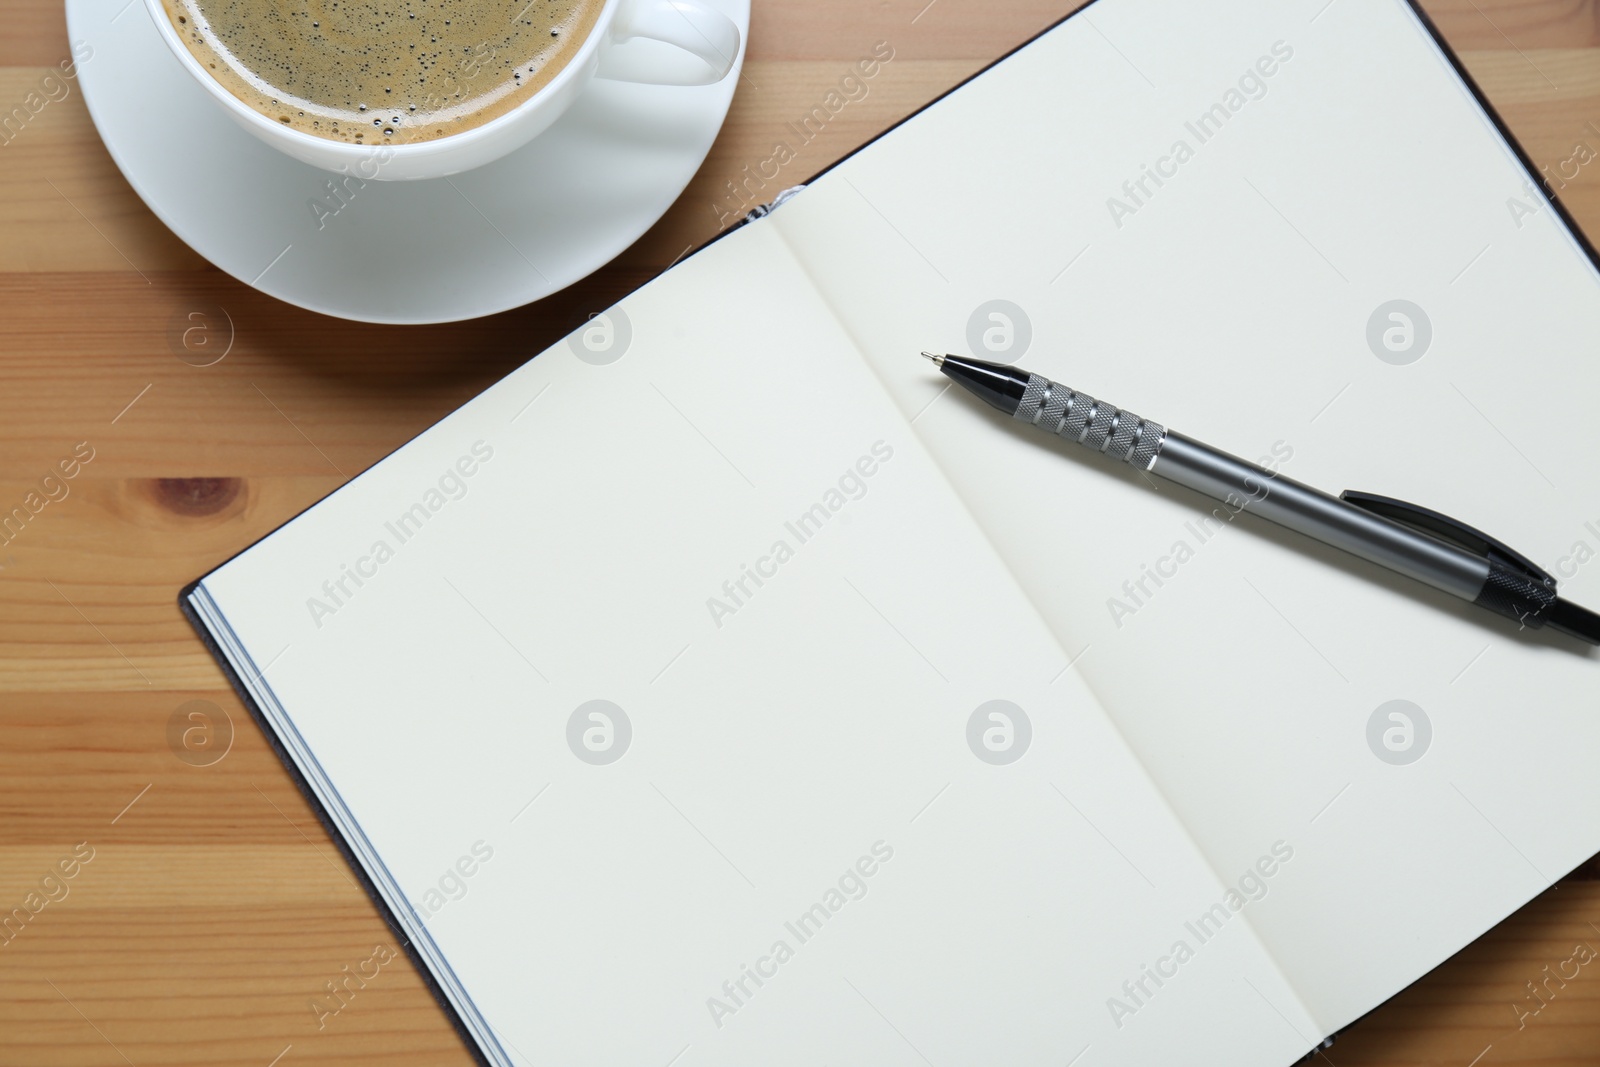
[922,351,1600,645]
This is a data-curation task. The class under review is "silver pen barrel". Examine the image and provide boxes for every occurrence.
[1151,432,1490,602]
[1010,369,1491,604]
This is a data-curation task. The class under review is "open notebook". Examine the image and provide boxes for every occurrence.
[184,0,1600,1062]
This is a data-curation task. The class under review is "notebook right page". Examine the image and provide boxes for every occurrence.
[772,0,1600,1038]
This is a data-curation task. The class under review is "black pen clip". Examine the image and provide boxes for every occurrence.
[1340,489,1572,635]
[1341,493,1600,644]
[1338,490,1555,589]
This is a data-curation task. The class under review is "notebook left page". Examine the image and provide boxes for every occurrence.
[190,219,1310,1066]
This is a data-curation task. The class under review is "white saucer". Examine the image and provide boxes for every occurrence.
[66,0,748,324]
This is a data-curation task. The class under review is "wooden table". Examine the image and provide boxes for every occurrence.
[3,0,1599,1063]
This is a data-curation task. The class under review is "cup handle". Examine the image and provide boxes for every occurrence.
[600,0,741,86]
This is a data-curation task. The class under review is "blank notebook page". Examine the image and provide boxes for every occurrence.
[770,0,1600,1037]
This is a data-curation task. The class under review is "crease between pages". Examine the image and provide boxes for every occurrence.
[761,205,1328,1048]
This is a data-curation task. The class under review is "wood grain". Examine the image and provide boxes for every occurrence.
[3,0,1600,1063]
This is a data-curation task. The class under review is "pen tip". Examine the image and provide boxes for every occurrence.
[921,351,946,367]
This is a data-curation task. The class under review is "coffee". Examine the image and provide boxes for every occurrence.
[160,0,606,145]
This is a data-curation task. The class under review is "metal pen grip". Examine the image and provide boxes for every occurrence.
[1013,373,1167,471]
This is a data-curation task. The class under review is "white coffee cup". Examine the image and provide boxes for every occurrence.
[143,0,740,181]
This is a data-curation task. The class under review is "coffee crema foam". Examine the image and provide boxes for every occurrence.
[160,0,605,144]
